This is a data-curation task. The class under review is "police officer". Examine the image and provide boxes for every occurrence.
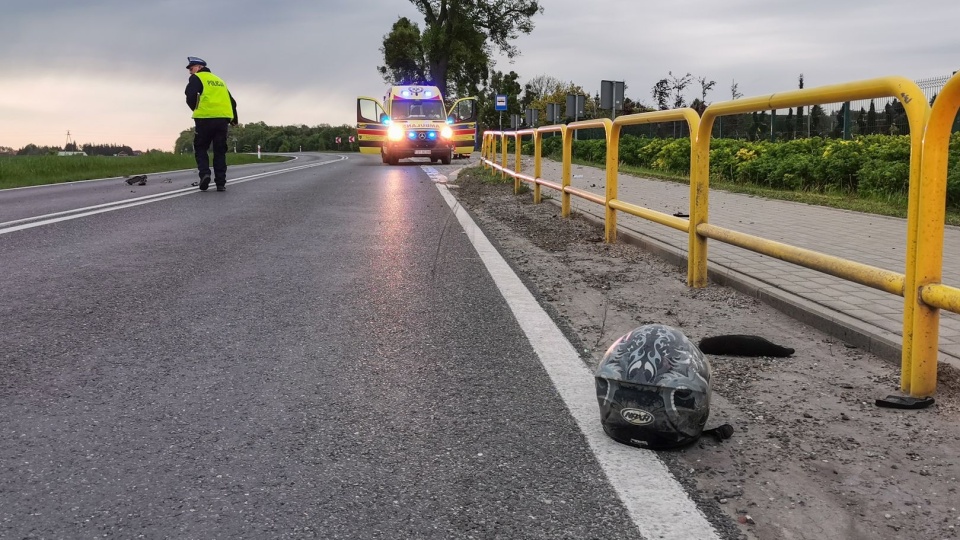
[184,57,238,192]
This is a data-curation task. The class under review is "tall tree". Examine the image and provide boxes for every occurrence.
[692,76,716,114]
[519,77,587,125]
[795,74,805,137]
[377,17,428,86]
[730,80,743,100]
[378,0,543,98]
[477,70,523,131]
[523,74,564,105]
[809,104,826,137]
[866,100,878,134]
[669,72,693,109]
[652,79,670,110]
[726,79,744,138]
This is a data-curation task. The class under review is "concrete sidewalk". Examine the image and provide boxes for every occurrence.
[504,156,960,369]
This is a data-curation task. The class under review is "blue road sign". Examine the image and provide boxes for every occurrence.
[495,94,508,111]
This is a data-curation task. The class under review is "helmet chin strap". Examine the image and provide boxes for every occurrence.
[702,424,734,441]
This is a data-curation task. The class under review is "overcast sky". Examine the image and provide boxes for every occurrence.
[2,0,959,151]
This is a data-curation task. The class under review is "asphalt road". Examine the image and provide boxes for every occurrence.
[0,153,651,539]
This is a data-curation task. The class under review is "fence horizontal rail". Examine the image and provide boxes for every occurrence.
[696,223,906,295]
[479,73,960,397]
[608,201,689,232]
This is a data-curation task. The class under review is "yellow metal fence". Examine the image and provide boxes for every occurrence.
[480,73,960,397]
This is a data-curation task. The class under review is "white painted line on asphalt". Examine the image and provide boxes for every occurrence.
[436,183,722,540]
[420,165,448,183]
[1,153,308,192]
[0,158,345,236]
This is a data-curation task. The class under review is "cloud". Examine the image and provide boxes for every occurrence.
[2,0,960,150]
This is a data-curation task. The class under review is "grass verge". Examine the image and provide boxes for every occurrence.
[564,157,960,227]
[0,153,291,190]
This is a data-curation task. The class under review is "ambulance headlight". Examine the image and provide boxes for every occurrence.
[440,126,453,139]
[387,124,405,141]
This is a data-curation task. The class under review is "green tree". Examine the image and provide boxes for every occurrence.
[652,79,670,110]
[377,17,428,86]
[866,100,878,135]
[795,74,805,136]
[831,106,845,139]
[692,76,715,115]
[725,79,744,139]
[519,76,588,126]
[856,107,867,135]
[378,0,543,98]
[668,72,692,109]
[810,104,826,137]
[478,69,523,131]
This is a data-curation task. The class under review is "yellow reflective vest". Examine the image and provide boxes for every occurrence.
[192,72,234,119]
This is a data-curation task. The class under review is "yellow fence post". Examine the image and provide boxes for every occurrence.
[514,132,522,194]
[478,79,942,395]
[605,121,621,243]
[481,133,489,167]
[489,133,494,166]
[500,133,508,179]
[534,130,543,204]
[697,77,930,383]
[897,89,933,394]
[910,73,960,396]
[561,126,573,218]
[690,115,713,288]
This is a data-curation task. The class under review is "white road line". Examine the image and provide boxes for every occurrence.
[420,165,448,183]
[1,153,306,192]
[0,157,345,235]
[436,183,722,540]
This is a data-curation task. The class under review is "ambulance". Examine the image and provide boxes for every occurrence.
[356,85,478,165]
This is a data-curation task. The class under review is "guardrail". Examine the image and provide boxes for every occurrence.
[911,73,960,396]
[481,74,960,397]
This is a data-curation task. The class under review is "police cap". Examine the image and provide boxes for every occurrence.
[186,56,207,68]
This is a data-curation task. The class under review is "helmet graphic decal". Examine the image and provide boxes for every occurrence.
[595,324,712,449]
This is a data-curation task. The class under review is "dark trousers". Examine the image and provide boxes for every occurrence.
[194,118,230,184]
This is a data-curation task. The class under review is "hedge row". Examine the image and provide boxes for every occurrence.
[517,133,960,208]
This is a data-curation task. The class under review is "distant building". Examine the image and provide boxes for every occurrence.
[57,151,88,156]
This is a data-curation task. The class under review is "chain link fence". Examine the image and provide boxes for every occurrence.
[615,73,960,141]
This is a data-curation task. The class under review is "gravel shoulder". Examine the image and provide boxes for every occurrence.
[448,164,960,540]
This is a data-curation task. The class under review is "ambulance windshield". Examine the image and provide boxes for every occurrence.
[391,100,445,120]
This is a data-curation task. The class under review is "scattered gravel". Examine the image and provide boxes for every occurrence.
[452,166,960,540]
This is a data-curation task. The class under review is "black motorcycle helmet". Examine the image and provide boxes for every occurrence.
[595,324,712,449]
